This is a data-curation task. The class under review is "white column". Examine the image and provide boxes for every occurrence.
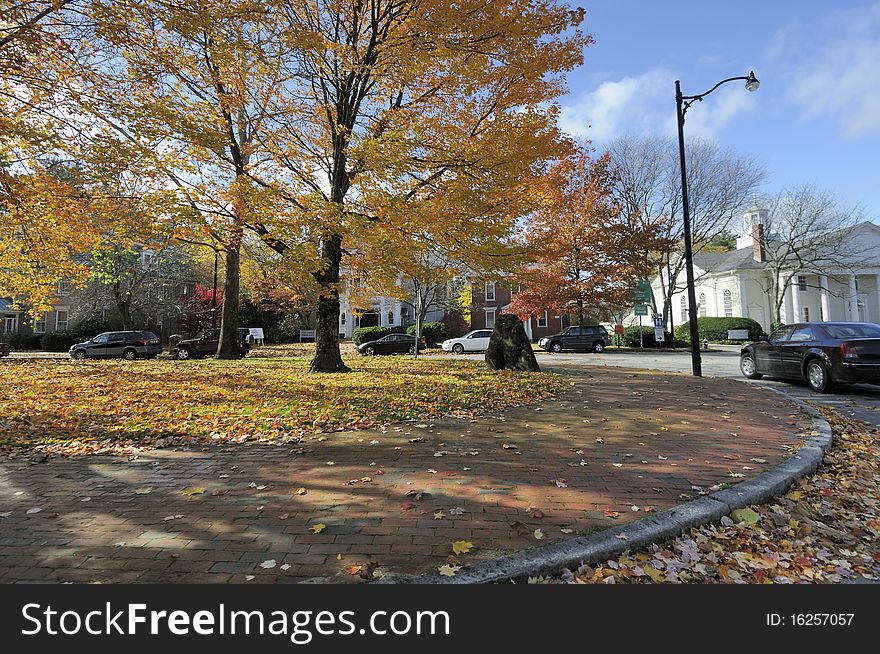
[523,318,533,340]
[379,297,387,325]
[738,278,748,318]
[819,275,831,322]
[875,274,880,322]
[790,275,801,322]
[848,275,858,321]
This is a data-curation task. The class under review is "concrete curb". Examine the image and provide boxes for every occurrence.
[379,386,833,585]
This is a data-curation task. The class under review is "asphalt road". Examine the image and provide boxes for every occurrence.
[436,347,880,428]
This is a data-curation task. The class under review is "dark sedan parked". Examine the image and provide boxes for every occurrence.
[740,322,880,392]
[69,331,162,361]
[358,333,426,356]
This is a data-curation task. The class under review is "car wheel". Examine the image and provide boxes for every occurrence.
[122,348,137,361]
[452,344,464,354]
[176,347,192,361]
[73,349,87,360]
[740,354,762,379]
[806,358,832,393]
[364,346,376,356]
[550,341,563,353]
[592,341,605,353]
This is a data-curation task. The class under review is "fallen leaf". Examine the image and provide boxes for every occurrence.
[452,540,474,555]
[259,559,277,569]
[534,529,544,540]
[293,488,307,495]
[438,564,461,577]
[309,523,327,534]
[181,487,205,496]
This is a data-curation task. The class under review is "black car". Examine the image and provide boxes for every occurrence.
[69,331,162,361]
[538,325,611,353]
[358,333,426,356]
[740,322,880,392]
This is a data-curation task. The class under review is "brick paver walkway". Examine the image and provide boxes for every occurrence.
[0,368,808,583]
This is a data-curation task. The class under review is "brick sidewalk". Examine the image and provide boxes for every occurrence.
[0,368,808,583]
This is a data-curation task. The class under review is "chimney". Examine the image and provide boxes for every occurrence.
[752,223,765,262]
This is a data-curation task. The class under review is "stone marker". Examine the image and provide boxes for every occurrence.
[485,314,541,372]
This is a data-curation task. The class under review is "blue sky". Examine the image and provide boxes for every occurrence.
[558,0,880,218]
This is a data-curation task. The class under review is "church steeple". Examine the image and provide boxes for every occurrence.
[737,196,769,250]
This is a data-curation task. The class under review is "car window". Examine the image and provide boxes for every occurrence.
[477,331,492,338]
[92,334,109,344]
[142,332,158,340]
[787,326,814,342]
[769,326,794,341]
[107,332,126,341]
[819,323,880,339]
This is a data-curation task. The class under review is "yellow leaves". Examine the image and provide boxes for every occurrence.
[451,541,473,556]
[0,358,564,455]
[533,529,544,540]
[293,488,307,496]
[181,487,205,496]
[309,523,326,534]
[730,508,760,526]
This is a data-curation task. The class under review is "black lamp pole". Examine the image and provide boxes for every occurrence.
[674,71,759,377]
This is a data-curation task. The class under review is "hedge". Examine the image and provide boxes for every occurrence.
[405,321,446,344]
[674,317,764,343]
[41,330,80,352]
[621,325,686,348]
[0,333,43,350]
[352,326,392,345]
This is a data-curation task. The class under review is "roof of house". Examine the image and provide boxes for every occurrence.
[0,298,14,312]
[692,247,769,273]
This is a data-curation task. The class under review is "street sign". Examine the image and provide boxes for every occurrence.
[614,324,624,335]
[652,314,664,328]
[634,304,648,316]
[634,279,652,302]
[654,327,665,342]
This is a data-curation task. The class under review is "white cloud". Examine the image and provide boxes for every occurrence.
[559,67,757,144]
[778,1,880,139]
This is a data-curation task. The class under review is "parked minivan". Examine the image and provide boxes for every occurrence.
[69,331,162,360]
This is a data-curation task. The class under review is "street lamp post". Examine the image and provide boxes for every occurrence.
[675,70,759,377]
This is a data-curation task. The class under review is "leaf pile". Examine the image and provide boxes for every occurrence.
[545,409,879,584]
[0,358,564,456]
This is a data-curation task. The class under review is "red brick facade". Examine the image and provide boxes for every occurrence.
[469,280,570,341]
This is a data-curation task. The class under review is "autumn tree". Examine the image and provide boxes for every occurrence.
[508,150,668,326]
[242,0,590,372]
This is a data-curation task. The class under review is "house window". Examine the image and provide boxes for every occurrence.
[34,314,47,334]
[723,290,733,317]
[537,310,548,328]
[3,316,17,335]
[57,279,71,295]
[803,307,810,323]
[680,295,688,323]
[340,312,346,325]
[55,310,69,331]
[698,293,707,317]
[511,283,522,295]
[401,306,410,322]
[798,276,807,292]
[387,311,394,325]
[485,309,496,328]
[485,282,495,302]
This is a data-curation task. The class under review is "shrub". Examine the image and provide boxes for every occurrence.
[674,317,764,343]
[267,315,302,343]
[621,325,685,348]
[406,321,446,344]
[0,332,42,349]
[71,316,117,338]
[41,330,79,352]
[352,326,390,346]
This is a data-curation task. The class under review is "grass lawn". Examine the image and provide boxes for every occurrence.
[0,356,564,456]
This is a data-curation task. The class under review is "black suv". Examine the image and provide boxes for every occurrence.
[171,328,251,360]
[69,331,162,360]
[538,325,611,353]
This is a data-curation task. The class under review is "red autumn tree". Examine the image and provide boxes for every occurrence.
[508,150,668,326]
[177,284,223,337]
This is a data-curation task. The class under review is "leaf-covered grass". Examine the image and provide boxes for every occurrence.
[0,357,564,455]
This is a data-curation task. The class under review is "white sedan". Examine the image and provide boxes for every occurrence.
[441,329,493,354]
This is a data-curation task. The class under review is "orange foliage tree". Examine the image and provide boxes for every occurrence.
[508,150,669,326]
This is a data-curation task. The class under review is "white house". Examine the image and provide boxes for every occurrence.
[643,203,880,332]
[337,278,446,339]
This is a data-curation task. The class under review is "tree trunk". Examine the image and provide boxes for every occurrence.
[485,314,540,372]
[577,298,584,326]
[216,244,241,359]
[310,234,349,373]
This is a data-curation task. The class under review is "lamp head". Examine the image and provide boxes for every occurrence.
[745,70,760,92]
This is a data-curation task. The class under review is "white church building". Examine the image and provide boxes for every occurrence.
[645,203,880,332]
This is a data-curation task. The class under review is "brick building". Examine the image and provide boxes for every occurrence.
[469,279,570,341]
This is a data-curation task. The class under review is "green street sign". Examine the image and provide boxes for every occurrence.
[634,304,649,316]
[633,279,652,302]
